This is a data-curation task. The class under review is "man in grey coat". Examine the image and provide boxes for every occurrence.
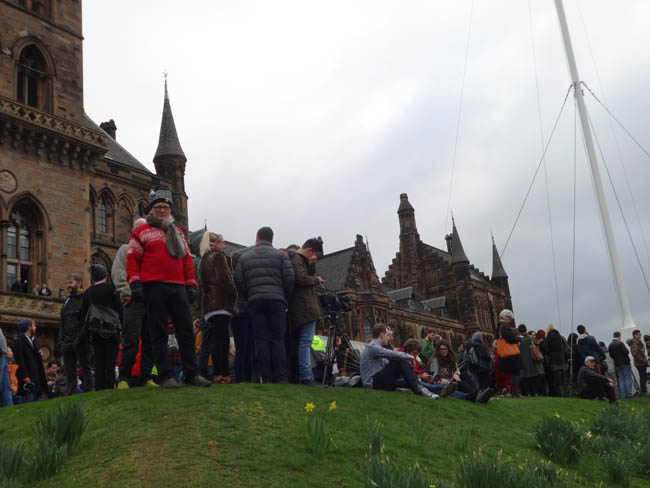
[234,227,295,383]
[112,218,156,389]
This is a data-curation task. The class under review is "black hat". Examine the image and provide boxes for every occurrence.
[148,187,173,212]
[90,264,107,283]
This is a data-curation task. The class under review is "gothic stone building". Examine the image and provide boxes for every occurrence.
[315,194,513,346]
[0,0,189,357]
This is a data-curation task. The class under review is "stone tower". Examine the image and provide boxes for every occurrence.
[491,235,510,296]
[153,80,189,236]
[446,220,476,328]
[397,193,420,289]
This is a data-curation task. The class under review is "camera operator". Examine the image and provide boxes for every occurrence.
[287,238,324,386]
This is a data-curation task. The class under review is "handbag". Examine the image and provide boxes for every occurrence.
[496,337,520,358]
[530,343,544,362]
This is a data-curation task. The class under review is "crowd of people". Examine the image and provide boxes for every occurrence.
[0,187,646,407]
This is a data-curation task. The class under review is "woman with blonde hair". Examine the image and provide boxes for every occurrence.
[540,323,570,396]
[198,232,237,384]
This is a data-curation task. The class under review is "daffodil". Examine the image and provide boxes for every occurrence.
[305,402,315,413]
[329,401,337,411]
[585,431,592,439]
[554,412,560,418]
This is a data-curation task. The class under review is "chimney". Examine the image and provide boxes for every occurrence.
[100,119,117,140]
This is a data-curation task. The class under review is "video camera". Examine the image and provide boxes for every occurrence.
[318,291,351,313]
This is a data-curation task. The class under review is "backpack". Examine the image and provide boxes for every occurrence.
[467,344,493,373]
[85,303,121,339]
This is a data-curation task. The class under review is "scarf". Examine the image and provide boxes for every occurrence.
[146,215,186,259]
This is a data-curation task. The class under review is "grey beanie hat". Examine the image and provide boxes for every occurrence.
[148,187,173,211]
[472,332,483,342]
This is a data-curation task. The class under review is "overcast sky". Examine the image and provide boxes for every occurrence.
[82,1,650,340]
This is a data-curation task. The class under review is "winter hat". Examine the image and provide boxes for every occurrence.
[584,356,596,364]
[148,187,173,212]
[499,309,514,321]
[90,264,107,283]
[472,332,483,342]
[17,319,32,333]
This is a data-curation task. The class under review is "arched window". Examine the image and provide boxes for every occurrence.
[16,44,51,111]
[5,200,45,291]
[97,198,107,233]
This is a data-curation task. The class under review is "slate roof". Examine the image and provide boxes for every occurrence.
[492,236,508,279]
[422,296,446,310]
[386,286,413,302]
[82,114,152,173]
[154,81,186,161]
[315,247,355,291]
[449,220,469,264]
[423,243,452,263]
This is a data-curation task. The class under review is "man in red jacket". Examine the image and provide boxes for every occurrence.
[126,187,211,389]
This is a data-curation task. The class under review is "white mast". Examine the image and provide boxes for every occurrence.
[554,0,636,333]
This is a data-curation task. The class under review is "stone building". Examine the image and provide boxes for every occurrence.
[0,0,189,357]
[314,194,513,346]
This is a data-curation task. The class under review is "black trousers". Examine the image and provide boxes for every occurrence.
[119,301,154,383]
[143,283,198,382]
[199,315,231,377]
[580,381,617,403]
[372,359,420,393]
[62,340,93,394]
[92,333,119,391]
[638,366,648,394]
[250,300,288,383]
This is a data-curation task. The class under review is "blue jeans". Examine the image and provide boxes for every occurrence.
[297,321,316,381]
[616,364,634,398]
[0,356,13,407]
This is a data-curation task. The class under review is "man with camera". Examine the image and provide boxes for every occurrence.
[287,238,324,386]
[234,226,294,383]
[360,323,438,398]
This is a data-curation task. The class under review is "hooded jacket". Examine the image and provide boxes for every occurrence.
[287,250,322,329]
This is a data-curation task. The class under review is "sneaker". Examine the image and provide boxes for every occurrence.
[117,380,130,390]
[144,379,159,388]
[476,388,496,404]
[419,387,440,399]
[160,378,180,389]
[184,375,212,387]
[440,382,458,398]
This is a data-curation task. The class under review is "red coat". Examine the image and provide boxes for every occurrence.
[126,224,196,287]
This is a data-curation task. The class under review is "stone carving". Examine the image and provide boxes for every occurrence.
[0,170,17,193]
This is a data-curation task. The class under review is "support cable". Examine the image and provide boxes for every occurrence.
[528,0,563,329]
[444,0,475,232]
[585,109,650,295]
[501,84,573,257]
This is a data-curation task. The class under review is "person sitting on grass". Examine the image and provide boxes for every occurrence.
[360,323,438,398]
[429,342,494,403]
[577,355,616,404]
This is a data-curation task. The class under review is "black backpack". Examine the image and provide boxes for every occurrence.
[85,303,121,339]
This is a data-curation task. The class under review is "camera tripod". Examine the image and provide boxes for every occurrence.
[321,310,360,386]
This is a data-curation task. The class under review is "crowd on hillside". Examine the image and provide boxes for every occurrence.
[0,187,645,407]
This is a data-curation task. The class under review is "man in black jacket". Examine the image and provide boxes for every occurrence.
[57,274,93,394]
[13,318,47,402]
[234,227,295,383]
[608,331,633,398]
[577,356,616,403]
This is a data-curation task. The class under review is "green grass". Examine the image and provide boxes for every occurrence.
[1,386,650,487]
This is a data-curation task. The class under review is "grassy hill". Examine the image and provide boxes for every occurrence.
[1,385,649,487]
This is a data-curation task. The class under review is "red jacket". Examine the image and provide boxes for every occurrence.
[126,224,197,287]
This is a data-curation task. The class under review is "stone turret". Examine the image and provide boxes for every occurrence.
[491,235,510,295]
[153,79,189,236]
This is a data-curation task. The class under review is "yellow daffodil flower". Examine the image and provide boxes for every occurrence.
[305,402,315,413]
[329,401,337,411]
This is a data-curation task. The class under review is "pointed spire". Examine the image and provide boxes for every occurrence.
[450,217,469,264]
[154,77,186,162]
[491,233,508,279]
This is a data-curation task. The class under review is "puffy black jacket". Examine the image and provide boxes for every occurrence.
[608,339,631,368]
[577,365,609,395]
[540,330,570,369]
[57,293,84,348]
[234,241,295,306]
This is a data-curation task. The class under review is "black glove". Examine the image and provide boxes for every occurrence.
[186,286,198,304]
[131,282,144,302]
